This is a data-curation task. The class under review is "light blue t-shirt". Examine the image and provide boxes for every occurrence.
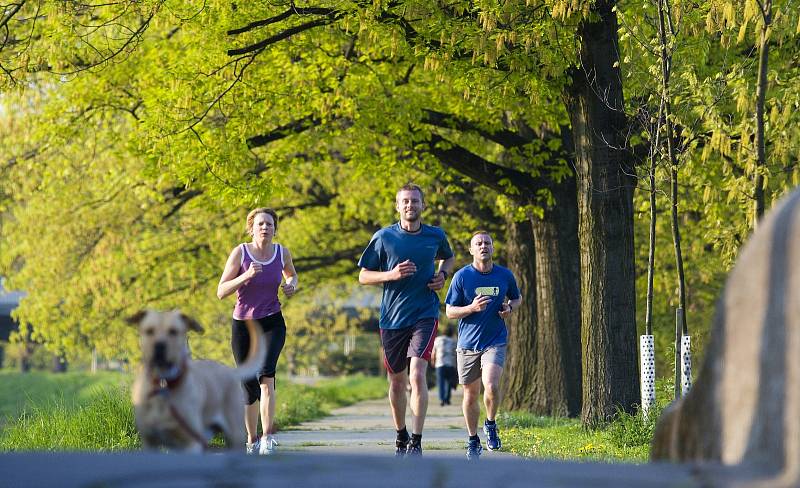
[445,264,520,350]
[358,223,453,330]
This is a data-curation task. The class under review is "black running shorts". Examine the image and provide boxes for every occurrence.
[231,312,286,405]
[380,318,438,374]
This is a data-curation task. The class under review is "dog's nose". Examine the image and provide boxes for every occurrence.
[154,342,167,363]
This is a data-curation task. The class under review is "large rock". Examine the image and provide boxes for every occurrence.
[651,188,800,485]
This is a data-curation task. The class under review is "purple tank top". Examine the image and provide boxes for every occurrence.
[233,243,284,320]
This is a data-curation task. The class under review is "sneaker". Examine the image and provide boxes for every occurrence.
[246,438,260,455]
[395,435,410,458]
[483,421,501,451]
[466,438,483,461]
[258,435,279,455]
[406,441,423,457]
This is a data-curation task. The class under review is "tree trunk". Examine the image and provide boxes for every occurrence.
[502,176,582,417]
[753,0,772,227]
[529,176,582,417]
[501,215,539,411]
[566,0,639,426]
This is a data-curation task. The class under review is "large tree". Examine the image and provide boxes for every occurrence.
[565,0,639,424]
[8,0,800,426]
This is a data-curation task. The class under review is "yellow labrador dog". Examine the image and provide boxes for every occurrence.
[128,309,264,452]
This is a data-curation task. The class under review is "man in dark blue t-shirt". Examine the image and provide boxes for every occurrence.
[445,231,521,460]
[358,183,454,457]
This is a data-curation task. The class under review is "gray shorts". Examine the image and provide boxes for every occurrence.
[457,345,507,385]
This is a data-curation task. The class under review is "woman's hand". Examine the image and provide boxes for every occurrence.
[243,262,262,281]
[282,282,297,297]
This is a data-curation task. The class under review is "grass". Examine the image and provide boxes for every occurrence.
[1,387,140,451]
[0,371,386,452]
[499,405,664,463]
[0,369,664,461]
[274,375,386,429]
[0,370,129,427]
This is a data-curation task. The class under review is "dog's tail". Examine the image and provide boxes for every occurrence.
[236,319,267,381]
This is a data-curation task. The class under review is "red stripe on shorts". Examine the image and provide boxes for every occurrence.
[421,319,439,362]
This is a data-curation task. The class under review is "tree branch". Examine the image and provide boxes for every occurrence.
[227,17,336,56]
[428,134,548,197]
[422,109,532,148]
[294,245,363,274]
[227,7,337,35]
[247,115,324,149]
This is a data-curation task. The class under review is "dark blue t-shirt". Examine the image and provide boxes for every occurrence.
[445,264,521,350]
[358,223,454,330]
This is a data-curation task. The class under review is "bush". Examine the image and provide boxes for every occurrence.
[315,350,381,376]
[606,405,662,449]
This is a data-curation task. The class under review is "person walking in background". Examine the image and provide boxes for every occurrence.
[445,231,521,461]
[431,325,457,406]
[217,208,298,455]
[358,183,455,457]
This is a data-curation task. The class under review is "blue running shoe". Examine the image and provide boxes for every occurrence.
[483,420,502,451]
[406,442,423,457]
[466,438,483,461]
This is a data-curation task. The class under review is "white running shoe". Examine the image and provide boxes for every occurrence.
[246,438,260,455]
[258,435,279,455]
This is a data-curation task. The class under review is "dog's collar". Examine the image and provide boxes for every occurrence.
[149,357,189,394]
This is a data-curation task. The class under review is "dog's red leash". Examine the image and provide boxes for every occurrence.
[148,363,209,451]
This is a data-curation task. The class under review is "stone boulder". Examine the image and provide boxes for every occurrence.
[651,188,800,486]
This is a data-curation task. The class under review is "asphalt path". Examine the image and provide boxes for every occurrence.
[277,386,514,459]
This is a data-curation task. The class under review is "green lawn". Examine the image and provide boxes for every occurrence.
[0,370,657,461]
[499,412,654,463]
[0,370,129,428]
[0,371,386,451]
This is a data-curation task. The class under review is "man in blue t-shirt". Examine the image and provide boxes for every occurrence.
[445,231,521,461]
[358,183,454,457]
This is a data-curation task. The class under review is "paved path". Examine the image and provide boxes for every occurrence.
[278,387,514,458]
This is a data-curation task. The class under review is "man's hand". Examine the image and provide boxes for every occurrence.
[427,270,447,290]
[390,259,417,281]
[470,295,492,313]
[498,302,513,319]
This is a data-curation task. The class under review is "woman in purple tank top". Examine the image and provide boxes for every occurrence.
[217,207,298,455]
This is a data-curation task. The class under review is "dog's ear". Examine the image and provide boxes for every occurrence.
[180,313,205,333]
[125,310,148,326]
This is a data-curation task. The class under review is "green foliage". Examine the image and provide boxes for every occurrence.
[315,348,382,376]
[4,0,800,385]
[606,405,662,449]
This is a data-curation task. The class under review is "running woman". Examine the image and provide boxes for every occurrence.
[218,208,298,455]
